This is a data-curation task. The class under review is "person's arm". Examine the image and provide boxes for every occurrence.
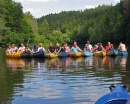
[57,47,61,54]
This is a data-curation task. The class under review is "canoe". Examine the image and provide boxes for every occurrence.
[6,52,20,58]
[20,51,32,58]
[96,84,130,104]
[106,51,115,56]
[84,51,93,57]
[94,51,106,57]
[115,50,128,56]
[70,52,84,57]
[58,52,69,57]
[46,53,58,58]
[33,51,45,58]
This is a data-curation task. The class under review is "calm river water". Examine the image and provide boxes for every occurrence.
[0,49,130,104]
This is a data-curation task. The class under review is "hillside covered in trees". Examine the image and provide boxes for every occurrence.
[0,0,130,47]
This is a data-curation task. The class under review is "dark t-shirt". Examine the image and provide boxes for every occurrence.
[48,46,55,53]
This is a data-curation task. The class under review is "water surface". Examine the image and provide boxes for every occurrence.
[0,49,130,104]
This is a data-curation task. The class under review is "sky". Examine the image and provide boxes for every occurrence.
[13,0,120,18]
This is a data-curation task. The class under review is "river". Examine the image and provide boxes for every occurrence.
[0,49,130,104]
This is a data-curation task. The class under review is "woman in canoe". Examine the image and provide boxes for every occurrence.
[10,44,18,53]
[48,43,56,54]
[97,43,106,52]
[105,42,114,52]
[60,43,66,52]
[65,43,70,53]
[6,45,12,54]
[18,43,25,54]
[117,42,127,52]
[37,43,46,53]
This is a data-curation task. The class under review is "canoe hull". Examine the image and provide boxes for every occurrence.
[33,51,45,58]
[46,53,58,58]
[59,52,69,57]
[84,51,93,57]
[70,52,84,57]
[114,50,128,56]
[20,52,32,58]
[94,51,106,57]
[6,52,20,58]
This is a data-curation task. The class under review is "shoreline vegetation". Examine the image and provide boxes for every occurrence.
[0,0,130,48]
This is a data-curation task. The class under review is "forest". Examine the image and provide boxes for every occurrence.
[0,0,130,47]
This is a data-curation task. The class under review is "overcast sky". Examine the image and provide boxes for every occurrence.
[13,0,120,18]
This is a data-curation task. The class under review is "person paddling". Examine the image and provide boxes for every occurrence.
[117,42,127,52]
[105,42,114,52]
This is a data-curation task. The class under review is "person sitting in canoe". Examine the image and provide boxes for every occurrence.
[92,44,98,52]
[32,44,38,53]
[23,45,31,53]
[71,42,82,52]
[6,45,12,54]
[60,44,66,52]
[84,44,91,52]
[117,42,127,52]
[54,43,61,54]
[65,43,70,53]
[37,43,46,53]
[105,42,114,52]
[48,43,56,53]
[18,43,25,54]
[85,41,93,52]
[97,43,106,52]
[10,44,18,53]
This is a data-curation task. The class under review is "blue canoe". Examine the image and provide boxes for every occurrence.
[95,84,130,104]
[33,51,45,58]
[114,50,128,56]
[58,52,70,57]
[84,51,93,57]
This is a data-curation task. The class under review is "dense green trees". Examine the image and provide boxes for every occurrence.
[0,0,130,47]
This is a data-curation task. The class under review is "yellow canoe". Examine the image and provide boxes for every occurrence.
[94,51,106,57]
[46,53,58,58]
[6,52,20,58]
[70,52,84,57]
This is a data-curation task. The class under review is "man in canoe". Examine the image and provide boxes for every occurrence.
[105,42,114,52]
[32,44,38,53]
[48,43,56,53]
[117,42,127,52]
[54,43,61,54]
[85,41,93,52]
[71,42,82,52]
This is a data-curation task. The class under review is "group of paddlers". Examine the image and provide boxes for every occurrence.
[6,41,127,54]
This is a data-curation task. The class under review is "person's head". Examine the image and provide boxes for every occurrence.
[11,44,15,48]
[99,43,102,46]
[87,41,90,44]
[39,43,42,46]
[62,43,65,47]
[49,43,53,47]
[25,45,28,49]
[56,43,60,47]
[95,44,98,48]
[108,42,111,45]
[21,43,24,47]
[73,43,77,47]
[97,43,99,46]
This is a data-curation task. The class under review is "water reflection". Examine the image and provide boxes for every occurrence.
[115,56,127,71]
[4,55,129,104]
[6,58,32,71]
